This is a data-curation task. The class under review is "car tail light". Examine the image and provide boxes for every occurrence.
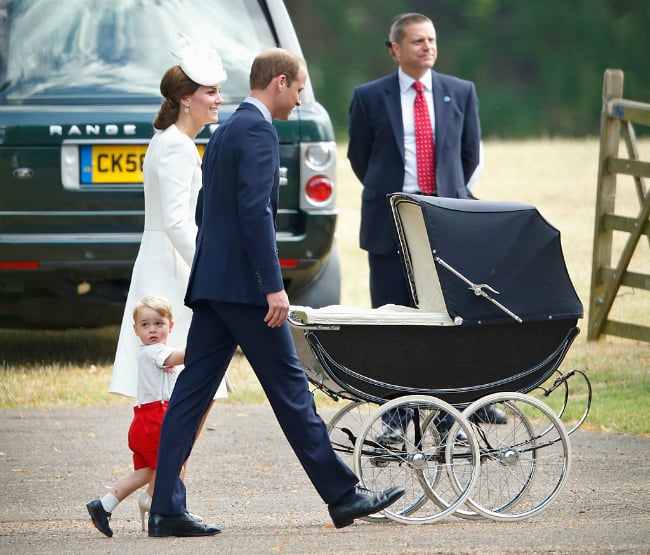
[305,175,333,203]
[280,259,298,268]
[0,262,39,269]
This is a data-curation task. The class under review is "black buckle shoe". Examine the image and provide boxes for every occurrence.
[328,486,405,528]
[86,499,113,537]
[148,512,221,537]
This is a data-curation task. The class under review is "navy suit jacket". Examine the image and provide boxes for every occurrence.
[347,70,481,255]
[185,102,284,308]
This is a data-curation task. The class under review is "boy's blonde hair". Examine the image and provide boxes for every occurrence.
[133,295,174,321]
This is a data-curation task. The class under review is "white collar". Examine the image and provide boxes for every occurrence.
[398,67,433,94]
[243,96,272,123]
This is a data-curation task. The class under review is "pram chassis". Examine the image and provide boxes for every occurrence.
[289,194,591,523]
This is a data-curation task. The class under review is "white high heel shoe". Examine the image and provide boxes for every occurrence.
[138,491,151,531]
[189,511,204,522]
[139,489,204,527]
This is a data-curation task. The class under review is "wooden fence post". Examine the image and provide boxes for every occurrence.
[588,69,650,342]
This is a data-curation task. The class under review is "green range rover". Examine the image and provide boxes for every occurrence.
[0,0,340,329]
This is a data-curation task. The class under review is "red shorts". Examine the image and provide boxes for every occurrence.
[128,401,168,470]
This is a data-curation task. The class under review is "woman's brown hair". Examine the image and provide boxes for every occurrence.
[153,65,200,130]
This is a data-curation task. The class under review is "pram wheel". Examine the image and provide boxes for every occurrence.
[327,400,376,462]
[353,395,479,524]
[457,392,571,521]
[326,400,388,522]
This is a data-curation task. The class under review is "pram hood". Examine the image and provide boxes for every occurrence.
[389,194,583,325]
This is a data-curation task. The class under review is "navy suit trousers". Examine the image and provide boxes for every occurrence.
[368,251,414,309]
[150,301,358,515]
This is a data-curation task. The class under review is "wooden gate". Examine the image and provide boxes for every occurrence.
[588,69,650,341]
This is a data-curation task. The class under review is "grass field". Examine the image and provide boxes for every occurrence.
[1,139,649,436]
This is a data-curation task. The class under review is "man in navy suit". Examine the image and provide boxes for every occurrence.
[348,14,505,440]
[348,12,481,309]
[147,48,404,538]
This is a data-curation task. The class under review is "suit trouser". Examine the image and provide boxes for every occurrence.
[151,300,358,516]
[368,251,455,431]
[368,252,414,430]
[368,251,413,309]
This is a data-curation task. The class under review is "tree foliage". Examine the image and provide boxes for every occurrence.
[284,0,650,138]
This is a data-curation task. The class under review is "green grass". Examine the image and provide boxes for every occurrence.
[1,138,649,437]
[0,325,325,409]
[1,330,647,437]
[527,339,650,436]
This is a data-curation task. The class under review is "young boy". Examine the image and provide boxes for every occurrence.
[87,295,184,537]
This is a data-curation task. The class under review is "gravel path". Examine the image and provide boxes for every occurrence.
[1,403,649,554]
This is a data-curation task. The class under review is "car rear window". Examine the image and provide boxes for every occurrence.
[0,0,277,105]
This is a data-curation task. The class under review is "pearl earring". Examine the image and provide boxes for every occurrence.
[184,105,190,114]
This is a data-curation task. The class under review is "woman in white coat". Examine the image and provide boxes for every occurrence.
[109,38,229,519]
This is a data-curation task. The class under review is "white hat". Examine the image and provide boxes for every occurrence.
[170,33,227,86]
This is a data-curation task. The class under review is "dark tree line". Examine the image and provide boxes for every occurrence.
[283,0,650,139]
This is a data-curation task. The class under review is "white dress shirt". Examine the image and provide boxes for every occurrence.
[244,96,273,123]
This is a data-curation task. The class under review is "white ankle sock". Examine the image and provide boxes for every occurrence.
[101,493,119,513]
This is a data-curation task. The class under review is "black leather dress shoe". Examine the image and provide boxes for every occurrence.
[435,414,468,444]
[328,486,405,528]
[86,499,113,537]
[472,404,508,424]
[148,512,221,537]
[375,425,403,446]
[439,426,468,444]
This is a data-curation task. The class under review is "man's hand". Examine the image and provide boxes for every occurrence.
[264,290,290,327]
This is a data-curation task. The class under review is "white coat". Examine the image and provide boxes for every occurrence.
[109,124,228,399]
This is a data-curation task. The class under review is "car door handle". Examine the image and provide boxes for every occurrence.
[13,167,34,179]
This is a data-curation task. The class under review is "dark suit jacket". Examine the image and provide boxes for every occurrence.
[186,102,284,308]
[347,70,481,255]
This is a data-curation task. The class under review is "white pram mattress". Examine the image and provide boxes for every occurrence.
[289,304,456,327]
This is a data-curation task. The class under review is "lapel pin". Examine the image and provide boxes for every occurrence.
[443,96,451,103]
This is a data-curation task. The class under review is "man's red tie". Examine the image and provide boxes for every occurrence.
[412,80,435,195]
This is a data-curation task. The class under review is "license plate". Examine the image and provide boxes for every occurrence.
[80,144,148,184]
[79,144,206,184]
